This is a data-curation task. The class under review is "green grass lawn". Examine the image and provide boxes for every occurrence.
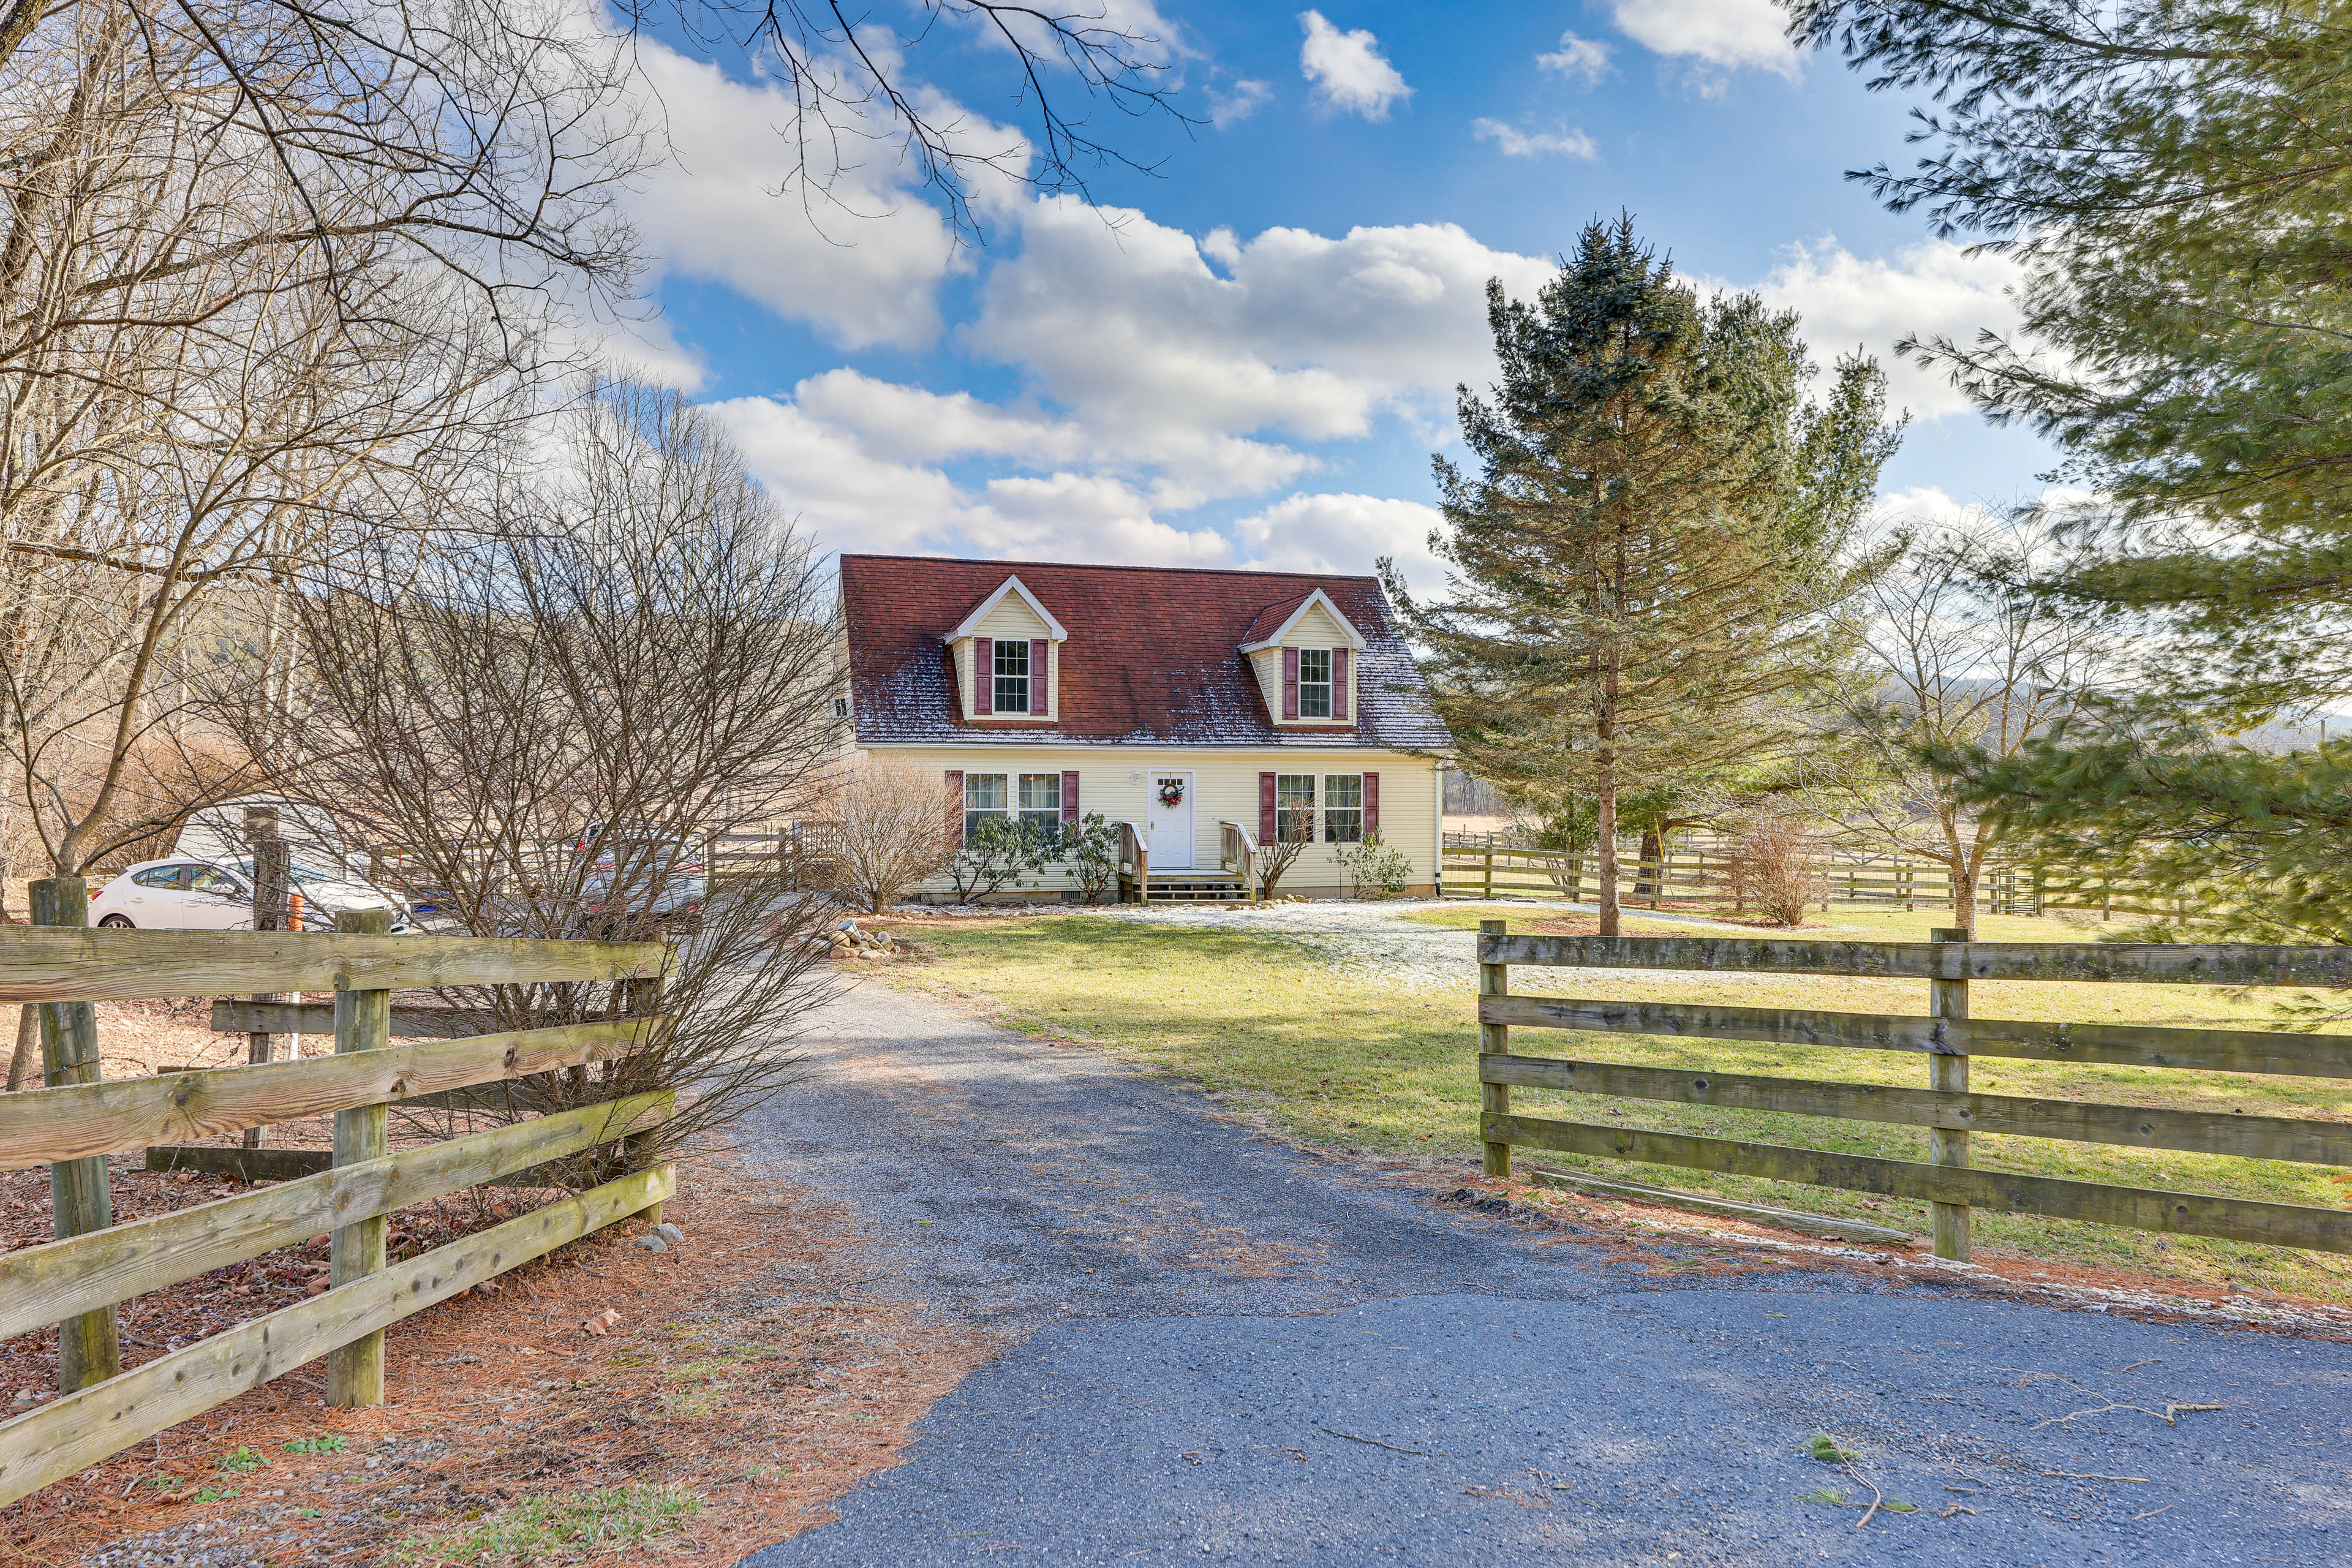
[888,907,2352,1302]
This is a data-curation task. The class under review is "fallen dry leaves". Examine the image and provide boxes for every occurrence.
[1,1151,993,1567]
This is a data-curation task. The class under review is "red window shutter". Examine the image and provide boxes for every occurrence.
[1061,770,1079,824]
[1281,647,1299,720]
[973,638,993,714]
[1363,772,1379,836]
[1259,772,1276,840]
[1332,647,1350,721]
[1030,639,1049,714]
[944,769,965,842]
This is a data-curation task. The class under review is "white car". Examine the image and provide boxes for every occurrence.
[91,857,418,932]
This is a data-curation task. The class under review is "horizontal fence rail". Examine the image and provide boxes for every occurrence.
[1479,997,2352,1080]
[0,1091,671,1343]
[1485,1117,2352,1254]
[1441,834,2152,919]
[0,1162,674,1507]
[0,918,674,1509]
[1471,919,2352,1265]
[0,929,668,1004]
[1482,933,2352,988]
[0,1019,657,1170]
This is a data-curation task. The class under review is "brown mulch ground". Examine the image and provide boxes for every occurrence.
[1,1153,993,1567]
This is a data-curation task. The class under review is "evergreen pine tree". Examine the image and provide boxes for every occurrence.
[1790,0,2352,938]
[1384,217,1900,934]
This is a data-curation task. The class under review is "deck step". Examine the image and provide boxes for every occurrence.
[1144,873,1251,903]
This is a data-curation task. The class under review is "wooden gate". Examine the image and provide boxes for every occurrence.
[1472,921,2352,1261]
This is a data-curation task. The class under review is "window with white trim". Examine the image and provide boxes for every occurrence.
[993,640,1030,714]
[1017,773,1061,838]
[1323,774,1363,843]
[1297,647,1332,718]
[963,773,1009,839]
[1276,774,1316,843]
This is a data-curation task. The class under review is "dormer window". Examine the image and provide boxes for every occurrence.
[949,574,1066,723]
[1298,649,1333,718]
[993,639,1030,714]
[1237,587,1366,728]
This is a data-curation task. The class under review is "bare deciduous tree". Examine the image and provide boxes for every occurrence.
[1804,520,2109,935]
[207,380,842,1163]
[0,1,632,876]
[1254,805,1312,899]
[827,758,958,913]
[1723,804,1825,927]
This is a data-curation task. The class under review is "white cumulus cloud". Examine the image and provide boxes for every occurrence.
[1740,236,2023,420]
[1298,10,1411,120]
[696,201,1559,570]
[1605,0,1798,80]
[1537,31,1614,86]
[1208,78,1274,128]
[1471,119,1598,159]
[620,39,1030,358]
[1235,492,1449,594]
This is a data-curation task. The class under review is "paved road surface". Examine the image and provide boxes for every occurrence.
[733,978,2350,1567]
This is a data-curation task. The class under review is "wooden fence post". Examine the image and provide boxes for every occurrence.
[1482,842,1494,900]
[245,809,292,1149]
[1928,924,1971,1261]
[624,976,667,1226]
[31,876,119,1392]
[1479,919,1511,1177]
[329,907,393,1408]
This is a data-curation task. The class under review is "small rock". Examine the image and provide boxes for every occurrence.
[636,1235,669,1253]
[652,1222,684,1243]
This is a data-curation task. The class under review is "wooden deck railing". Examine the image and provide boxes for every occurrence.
[1472,921,2352,1263]
[1217,820,1260,900]
[0,920,671,1507]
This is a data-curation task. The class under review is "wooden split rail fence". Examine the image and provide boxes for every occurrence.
[1441,839,2052,916]
[1473,921,2352,1261]
[0,918,671,1508]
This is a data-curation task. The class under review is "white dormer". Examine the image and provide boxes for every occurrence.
[1238,588,1366,727]
[949,575,1066,722]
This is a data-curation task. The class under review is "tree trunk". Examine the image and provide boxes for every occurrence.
[1596,770,1620,937]
[1950,861,1978,938]
[6,1005,37,1091]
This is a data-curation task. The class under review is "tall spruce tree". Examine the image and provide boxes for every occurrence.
[1789,0,2352,940]
[1384,217,1901,934]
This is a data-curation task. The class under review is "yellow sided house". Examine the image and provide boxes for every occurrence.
[837,555,1455,900]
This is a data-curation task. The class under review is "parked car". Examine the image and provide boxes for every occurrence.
[571,821,704,937]
[174,796,356,880]
[91,857,418,932]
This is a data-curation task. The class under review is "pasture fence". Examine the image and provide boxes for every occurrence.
[1472,919,2352,1263]
[1442,833,2169,921]
[0,899,671,1508]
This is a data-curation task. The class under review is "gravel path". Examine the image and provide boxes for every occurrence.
[731,978,2350,1567]
[1093,899,1753,993]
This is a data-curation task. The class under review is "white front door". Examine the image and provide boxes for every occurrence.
[1146,771,1195,869]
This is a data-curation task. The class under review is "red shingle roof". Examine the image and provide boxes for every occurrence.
[838,556,1449,750]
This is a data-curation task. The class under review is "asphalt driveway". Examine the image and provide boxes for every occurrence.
[732,976,2350,1567]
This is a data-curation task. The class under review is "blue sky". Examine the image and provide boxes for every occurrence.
[608,1,2059,588]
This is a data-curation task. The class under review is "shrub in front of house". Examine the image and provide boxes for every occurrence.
[1335,833,1412,899]
[950,817,1050,903]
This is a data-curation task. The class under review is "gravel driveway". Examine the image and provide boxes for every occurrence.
[1094,899,1752,992]
[731,976,2349,1567]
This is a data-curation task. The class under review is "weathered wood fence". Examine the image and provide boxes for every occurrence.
[1441,837,2054,916]
[1473,921,2352,1262]
[0,919,671,1507]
